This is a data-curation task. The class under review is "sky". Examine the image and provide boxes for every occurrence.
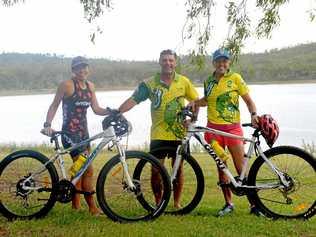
[0,0,315,61]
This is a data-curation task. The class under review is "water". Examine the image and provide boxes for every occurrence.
[1,84,316,149]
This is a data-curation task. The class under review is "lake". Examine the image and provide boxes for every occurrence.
[1,84,316,150]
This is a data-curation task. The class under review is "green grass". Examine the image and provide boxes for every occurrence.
[0,147,315,237]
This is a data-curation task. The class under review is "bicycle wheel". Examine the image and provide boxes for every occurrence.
[248,146,316,219]
[134,150,204,215]
[0,150,58,220]
[96,151,171,222]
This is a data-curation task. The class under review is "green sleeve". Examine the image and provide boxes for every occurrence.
[131,82,150,103]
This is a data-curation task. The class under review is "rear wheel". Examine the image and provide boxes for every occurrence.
[0,150,58,220]
[248,146,316,219]
[96,151,171,222]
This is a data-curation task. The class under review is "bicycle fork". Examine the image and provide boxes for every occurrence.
[116,142,136,190]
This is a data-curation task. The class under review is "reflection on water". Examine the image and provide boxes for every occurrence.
[0,84,316,148]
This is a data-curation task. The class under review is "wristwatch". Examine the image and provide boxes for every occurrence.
[43,122,51,128]
[251,112,257,116]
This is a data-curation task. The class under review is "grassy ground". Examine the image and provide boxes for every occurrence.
[0,146,315,237]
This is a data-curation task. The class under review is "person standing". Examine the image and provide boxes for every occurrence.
[118,49,199,208]
[189,48,262,216]
[41,56,108,215]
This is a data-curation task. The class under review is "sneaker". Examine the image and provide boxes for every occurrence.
[217,203,234,217]
[250,206,265,217]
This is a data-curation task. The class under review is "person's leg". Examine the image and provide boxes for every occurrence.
[227,143,264,216]
[227,144,245,175]
[151,158,165,205]
[71,155,82,210]
[171,157,183,208]
[82,164,102,215]
[218,164,232,205]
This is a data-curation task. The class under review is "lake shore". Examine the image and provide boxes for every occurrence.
[0,79,315,97]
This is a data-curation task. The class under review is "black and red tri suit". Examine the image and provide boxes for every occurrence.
[61,79,92,157]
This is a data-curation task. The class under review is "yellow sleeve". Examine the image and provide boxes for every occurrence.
[235,74,249,96]
[184,77,199,101]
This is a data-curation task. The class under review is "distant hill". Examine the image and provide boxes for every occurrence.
[0,43,315,93]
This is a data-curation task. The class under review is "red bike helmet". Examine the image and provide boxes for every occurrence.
[259,114,279,148]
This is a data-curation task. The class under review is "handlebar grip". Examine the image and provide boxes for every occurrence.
[242,123,253,127]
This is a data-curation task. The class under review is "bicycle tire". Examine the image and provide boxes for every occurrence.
[96,151,171,222]
[0,150,58,220]
[134,148,204,215]
[247,146,316,219]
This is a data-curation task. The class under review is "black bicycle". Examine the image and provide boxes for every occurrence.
[0,109,171,222]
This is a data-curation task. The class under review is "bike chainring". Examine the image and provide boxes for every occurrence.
[53,179,76,203]
[224,176,248,196]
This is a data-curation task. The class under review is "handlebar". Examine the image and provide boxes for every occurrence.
[179,106,197,122]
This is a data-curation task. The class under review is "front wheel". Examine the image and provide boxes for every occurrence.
[0,150,58,220]
[248,146,316,219]
[96,151,171,222]
[133,152,205,215]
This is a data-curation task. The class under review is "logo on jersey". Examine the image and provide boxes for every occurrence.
[152,88,163,109]
[75,101,91,107]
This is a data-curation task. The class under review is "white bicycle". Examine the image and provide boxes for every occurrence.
[0,109,171,222]
[134,107,316,219]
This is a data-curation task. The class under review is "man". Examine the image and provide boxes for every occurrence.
[118,49,199,208]
[41,56,108,215]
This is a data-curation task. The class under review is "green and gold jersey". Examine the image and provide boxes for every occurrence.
[204,71,249,124]
[132,72,198,140]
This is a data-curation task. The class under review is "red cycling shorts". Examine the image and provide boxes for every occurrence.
[204,122,244,147]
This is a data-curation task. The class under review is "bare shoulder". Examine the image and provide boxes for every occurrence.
[60,79,74,97]
[60,79,73,88]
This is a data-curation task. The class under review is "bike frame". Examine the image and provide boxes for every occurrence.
[171,122,290,190]
[21,126,136,191]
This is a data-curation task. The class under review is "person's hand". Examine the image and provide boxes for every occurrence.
[187,101,198,113]
[183,119,192,129]
[251,114,260,128]
[41,127,55,137]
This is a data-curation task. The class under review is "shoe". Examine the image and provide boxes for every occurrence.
[250,206,265,217]
[217,203,234,217]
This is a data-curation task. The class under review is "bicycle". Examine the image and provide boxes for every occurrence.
[134,107,316,219]
[0,109,171,222]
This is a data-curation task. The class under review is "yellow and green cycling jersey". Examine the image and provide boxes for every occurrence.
[132,72,198,140]
[204,71,249,124]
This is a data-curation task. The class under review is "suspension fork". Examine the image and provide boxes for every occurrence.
[115,141,136,189]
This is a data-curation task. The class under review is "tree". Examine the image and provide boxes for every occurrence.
[1,0,315,64]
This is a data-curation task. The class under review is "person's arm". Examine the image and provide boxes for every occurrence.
[119,98,138,113]
[88,82,109,116]
[118,81,149,113]
[194,97,208,107]
[41,82,65,135]
[241,93,259,127]
[187,97,207,113]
